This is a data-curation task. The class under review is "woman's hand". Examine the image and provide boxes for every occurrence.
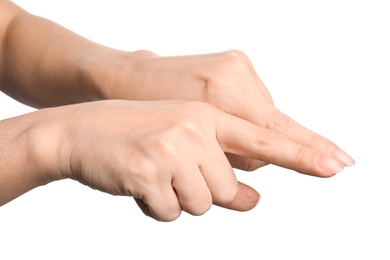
[0,2,353,176]
[60,100,351,220]
[108,50,355,173]
[57,100,350,220]
[0,99,348,221]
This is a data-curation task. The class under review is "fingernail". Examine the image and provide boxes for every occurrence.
[317,155,345,175]
[331,148,355,167]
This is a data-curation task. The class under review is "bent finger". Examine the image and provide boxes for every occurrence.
[199,140,239,206]
[141,185,182,222]
[171,163,213,216]
[134,198,152,218]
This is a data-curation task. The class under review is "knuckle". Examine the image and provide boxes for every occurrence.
[186,194,213,216]
[143,193,182,222]
[267,110,293,132]
[219,50,248,69]
[176,114,202,134]
[204,50,251,96]
[223,49,250,62]
[254,128,279,148]
[131,156,161,185]
[215,184,238,205]
[291,144,307,164]
[173,102,216,132]
[132,49,158,59]
[157,208,182,222]
[153,133,180,159]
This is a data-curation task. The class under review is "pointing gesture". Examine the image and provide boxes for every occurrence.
[216,111,350,177]
[0,100,352,221]
[109,50,355,173]
[0,2,354,221]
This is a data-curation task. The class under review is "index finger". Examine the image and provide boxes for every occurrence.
[261,105,355,167]
[215,111,347,177]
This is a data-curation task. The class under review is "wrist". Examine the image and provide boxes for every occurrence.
[83,48,158,100]
[27,108,67,183]
[0,109,65,205]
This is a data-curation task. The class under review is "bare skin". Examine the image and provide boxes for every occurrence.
[0,1,354,221]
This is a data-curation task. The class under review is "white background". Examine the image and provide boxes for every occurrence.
[1,0,389,259]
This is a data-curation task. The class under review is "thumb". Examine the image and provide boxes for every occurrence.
[213,181,260,211]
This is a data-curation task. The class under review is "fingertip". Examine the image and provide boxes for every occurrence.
[330,147,356,167]
[316,155,345,177]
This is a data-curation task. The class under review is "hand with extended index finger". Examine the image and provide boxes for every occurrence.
[0,2,355,221]
[0,99,351,221]
[128,100,351,219]
[108,50,355,174]
[0,1,353,175]
[49,100,265,220]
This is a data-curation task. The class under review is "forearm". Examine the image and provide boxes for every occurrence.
[0,109,62,205]
[0,1,153,108]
